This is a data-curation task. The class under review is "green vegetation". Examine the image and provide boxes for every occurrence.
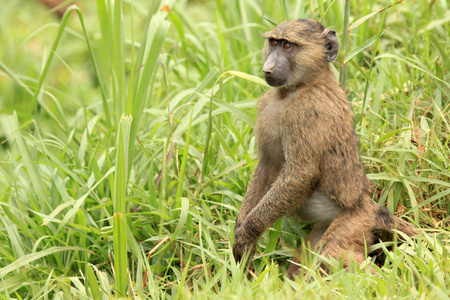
[0,0,448,298]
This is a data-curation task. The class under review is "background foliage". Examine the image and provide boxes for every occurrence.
[0,0,449,298]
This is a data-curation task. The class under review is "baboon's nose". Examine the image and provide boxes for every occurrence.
[263,62,275,74]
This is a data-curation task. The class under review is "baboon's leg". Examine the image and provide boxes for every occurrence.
[287,222,330,278]
[373,205,418,238]
[312,201,417,270]
[314,208,375,269]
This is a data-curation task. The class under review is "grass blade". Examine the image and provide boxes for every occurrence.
[114,115,132,214]
[113,212,128,297]
[86,264,102,300]
[0,247,87,277]
[339,0,350,87]
[25,5,74,120]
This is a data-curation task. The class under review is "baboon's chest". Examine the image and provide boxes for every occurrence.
[255,98,287,162]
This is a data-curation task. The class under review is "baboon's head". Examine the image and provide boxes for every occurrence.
[262,19,339,87]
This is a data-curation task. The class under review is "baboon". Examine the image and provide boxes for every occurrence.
[232,19,417,277]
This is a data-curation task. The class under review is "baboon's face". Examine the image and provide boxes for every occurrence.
[263,39,298,87]
[262,19,339,87]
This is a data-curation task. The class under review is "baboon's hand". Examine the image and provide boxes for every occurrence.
[232,225,256,263]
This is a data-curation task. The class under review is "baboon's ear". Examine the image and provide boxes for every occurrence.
[324,29,339,62]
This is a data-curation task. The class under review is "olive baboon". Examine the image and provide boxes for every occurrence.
[232,19,417,277]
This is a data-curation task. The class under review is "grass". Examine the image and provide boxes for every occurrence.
[0,0,449,298]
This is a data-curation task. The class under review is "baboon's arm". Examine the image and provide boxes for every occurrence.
[242,161,318,239]
[233,155,319,261]
[235,162,270,230]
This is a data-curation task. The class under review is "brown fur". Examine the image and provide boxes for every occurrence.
[232,19,417,277]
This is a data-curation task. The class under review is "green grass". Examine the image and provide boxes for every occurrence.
[0,0,449,298]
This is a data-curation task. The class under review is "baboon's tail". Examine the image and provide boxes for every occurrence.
[373,205,418,239]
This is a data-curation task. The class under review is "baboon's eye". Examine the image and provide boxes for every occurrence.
[270,40,278,46]
[283,42,292,49]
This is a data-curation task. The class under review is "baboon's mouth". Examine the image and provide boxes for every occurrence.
[264,74,286,87]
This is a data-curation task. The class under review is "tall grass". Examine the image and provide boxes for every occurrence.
[0,0,449,298]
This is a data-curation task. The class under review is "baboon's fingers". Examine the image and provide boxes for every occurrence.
[232,241,256,264]
[233,225,257,263]
[232,246,243,262]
